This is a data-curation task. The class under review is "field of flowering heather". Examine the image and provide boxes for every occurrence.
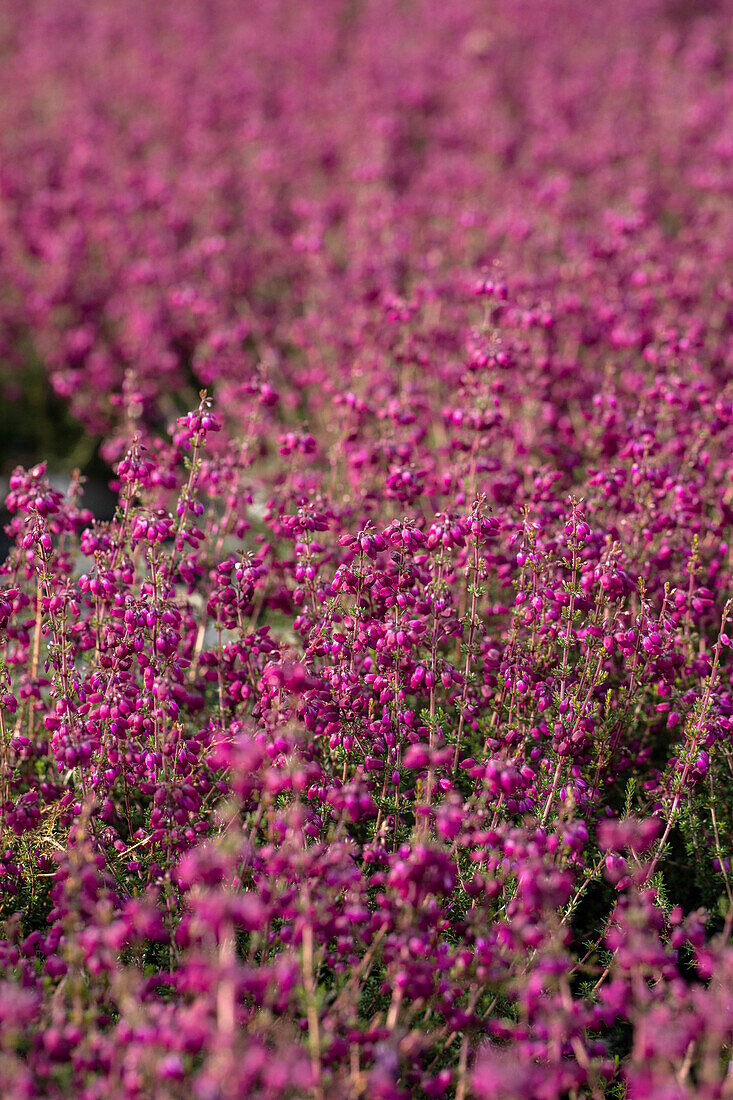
[2,0,733,1097]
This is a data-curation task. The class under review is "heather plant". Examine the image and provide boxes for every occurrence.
[0,0,732,1097]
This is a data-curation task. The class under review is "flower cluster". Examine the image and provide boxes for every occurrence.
[0,0,732,1097]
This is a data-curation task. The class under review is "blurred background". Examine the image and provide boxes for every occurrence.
[1,0,732,534]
